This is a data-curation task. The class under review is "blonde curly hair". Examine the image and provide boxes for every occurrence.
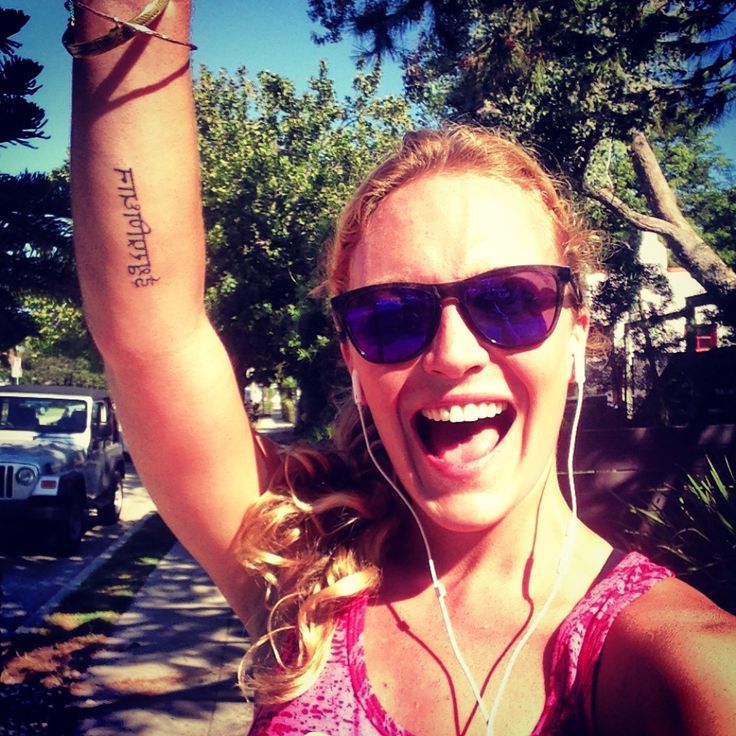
[237,124,597,704]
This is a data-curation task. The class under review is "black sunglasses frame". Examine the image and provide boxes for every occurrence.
[331,264,581,364]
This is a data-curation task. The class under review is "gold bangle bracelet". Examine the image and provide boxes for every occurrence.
[62,0,193,58]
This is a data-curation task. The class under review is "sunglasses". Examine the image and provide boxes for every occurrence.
[331,264,579,364]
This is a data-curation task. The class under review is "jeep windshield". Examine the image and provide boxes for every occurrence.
[0,397,89,434]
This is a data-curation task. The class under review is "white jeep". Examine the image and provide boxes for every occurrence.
[0,385,126,553]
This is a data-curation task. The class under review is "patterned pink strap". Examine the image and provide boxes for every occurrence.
[537,551,673,733]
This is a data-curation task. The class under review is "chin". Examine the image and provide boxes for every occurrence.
[399,444,555,539]
[408,480,521,535]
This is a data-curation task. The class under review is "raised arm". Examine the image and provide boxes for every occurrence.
[70,0,278,625]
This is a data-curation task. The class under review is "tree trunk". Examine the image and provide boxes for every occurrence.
[585,130,736,306]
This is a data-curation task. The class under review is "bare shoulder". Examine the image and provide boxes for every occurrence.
[596,576,736,735]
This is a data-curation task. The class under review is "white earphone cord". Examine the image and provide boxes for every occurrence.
[485,376,583,735]
[353,372,584,733]
[355,400,491,724]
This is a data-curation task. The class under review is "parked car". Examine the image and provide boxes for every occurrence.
[0,385,126,553]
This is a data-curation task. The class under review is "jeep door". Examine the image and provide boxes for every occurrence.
[84,400,111,503]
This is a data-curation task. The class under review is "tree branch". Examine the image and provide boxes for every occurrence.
[585,150,736,300]
[583,181,679,238]
[629,129,688,226]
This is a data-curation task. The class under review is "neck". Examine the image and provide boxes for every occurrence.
[383,473,575,606]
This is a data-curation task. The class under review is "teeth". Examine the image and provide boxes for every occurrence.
[421,401,507,423]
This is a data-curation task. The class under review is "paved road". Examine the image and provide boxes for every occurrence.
[0,416,294,641]
[0,463,155,639]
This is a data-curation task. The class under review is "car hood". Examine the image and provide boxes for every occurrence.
[0,438,85,470]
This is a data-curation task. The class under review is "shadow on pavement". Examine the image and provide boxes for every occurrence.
[71,543,253,736]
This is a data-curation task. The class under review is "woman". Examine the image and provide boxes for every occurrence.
[69,2,736,734]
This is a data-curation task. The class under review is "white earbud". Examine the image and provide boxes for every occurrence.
[351,370,363,406]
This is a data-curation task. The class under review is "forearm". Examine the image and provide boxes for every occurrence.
[70,0,205,363]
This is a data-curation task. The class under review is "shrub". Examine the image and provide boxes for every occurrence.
[17,355,105,389]
[281,396,296,423]
[630,458,736,614]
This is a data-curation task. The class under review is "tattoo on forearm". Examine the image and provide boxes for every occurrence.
[114,167,161,288]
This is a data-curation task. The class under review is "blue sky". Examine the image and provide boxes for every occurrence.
[3,1,736,175]
[2,0,406,175]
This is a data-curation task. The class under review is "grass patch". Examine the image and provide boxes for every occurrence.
[0,513,176,735]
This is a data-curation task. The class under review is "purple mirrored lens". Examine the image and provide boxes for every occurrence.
[464,270,560,347]
[343,288,436,363]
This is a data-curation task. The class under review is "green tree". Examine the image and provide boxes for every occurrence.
[0,8,46,149]
[0,169,76,349]
[18,295,90,357]
[308,0,736,314]
[9,293,103,384]
[657,129,736,268]
[0,9,77,352]
[587,127,736,325]
[194,62,413,431]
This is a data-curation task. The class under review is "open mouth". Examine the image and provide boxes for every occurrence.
[416,401,514,465]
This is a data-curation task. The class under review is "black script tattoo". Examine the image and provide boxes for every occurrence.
[114,167,161,288]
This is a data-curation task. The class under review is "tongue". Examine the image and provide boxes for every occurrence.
[424,418,502,464]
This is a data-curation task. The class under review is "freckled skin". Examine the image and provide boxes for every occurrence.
[343,172,588,535]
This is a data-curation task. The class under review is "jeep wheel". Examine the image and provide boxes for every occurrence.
[54,495,86,555]
[98,473,124,525]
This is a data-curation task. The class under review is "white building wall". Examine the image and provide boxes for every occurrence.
[600,231,722,417]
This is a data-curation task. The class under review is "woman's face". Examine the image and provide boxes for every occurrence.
[342,171,588,533]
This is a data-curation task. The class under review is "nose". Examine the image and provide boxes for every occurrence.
[421,302,489,378]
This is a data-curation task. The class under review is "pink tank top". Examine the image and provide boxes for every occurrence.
[249,552,672,735]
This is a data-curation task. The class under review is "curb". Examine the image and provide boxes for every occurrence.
[15,511,157,635]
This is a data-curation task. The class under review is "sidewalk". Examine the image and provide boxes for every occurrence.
[73,415,293,735]
[75,543,254,736]
[254,414,295,445]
